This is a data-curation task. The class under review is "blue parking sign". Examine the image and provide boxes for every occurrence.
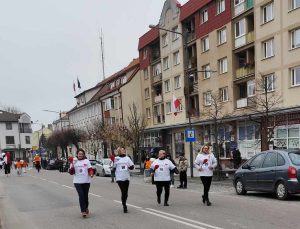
[186,129,196,142]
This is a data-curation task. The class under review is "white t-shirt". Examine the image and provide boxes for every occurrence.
[194,153,217,177]
[151,158,175,182]
[72,159,92,184]
[114,156,134,181]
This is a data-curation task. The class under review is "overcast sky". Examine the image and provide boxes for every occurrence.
[0,0,188,129]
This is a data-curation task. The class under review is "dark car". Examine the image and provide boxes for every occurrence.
[234,150,300,200]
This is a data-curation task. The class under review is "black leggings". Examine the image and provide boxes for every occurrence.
[117,180,130,207]
[155,181,170,203]
[200,176,212,200]
[74,183,90,213]
[4,164,11,174]
[180,171,187,188]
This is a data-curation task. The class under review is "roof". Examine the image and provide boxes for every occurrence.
[180,0,212,22]
[0,110,21,122]
[138,27,159,50]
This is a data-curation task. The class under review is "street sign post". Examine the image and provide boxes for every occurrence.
[185,129,196,142]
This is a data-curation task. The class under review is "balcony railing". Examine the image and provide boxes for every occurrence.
[187,32,196,43]
[234,0,254,17]
[235,31,254,48]
[236,66,255,79]
[153,74,162,84]
[236,97,256,109]
[154,94,163,103]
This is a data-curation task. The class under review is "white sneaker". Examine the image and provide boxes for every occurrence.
[170,185,174,188]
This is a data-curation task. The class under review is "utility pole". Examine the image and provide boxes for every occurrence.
[99,28,105,80]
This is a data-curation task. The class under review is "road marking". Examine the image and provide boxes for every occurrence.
[62,185,75,190]
[113,200,142,209]
[48,181,59,185]
[90,193,102,198]
[145,208,223,229]
[141,210,208,229]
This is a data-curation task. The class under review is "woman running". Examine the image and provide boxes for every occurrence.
[113,147,134,213]
[151,150,178,206]
[3,152,12,177]
[69,148,94,217]
[194,145,217,206]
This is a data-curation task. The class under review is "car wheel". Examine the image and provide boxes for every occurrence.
[235,179,247,195]
[276,181,288,200]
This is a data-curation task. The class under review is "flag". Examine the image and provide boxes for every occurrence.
[172,95,181,116]
[77,77,81,89]
[73,81,76,92]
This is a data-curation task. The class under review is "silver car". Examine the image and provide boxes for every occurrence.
[95,159,112,177]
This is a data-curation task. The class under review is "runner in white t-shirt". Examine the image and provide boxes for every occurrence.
[113,147,134,213]
[69,148,94,217]
[151,150,178,206]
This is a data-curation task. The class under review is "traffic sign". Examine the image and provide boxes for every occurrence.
[185,129,196,142]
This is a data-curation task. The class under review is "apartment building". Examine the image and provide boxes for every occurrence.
[0,110,32,160]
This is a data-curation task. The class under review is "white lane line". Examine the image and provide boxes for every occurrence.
[145,208,223,229]
[62,185,75,190]
[89,193,102,198]
[141,210,207,229]
[113,200,142,209]
[48,181,59,185]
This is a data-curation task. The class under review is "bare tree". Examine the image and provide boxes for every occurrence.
[248,73,282,151]
[0,104,22,114]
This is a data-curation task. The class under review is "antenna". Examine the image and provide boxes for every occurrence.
[99,28,105,81]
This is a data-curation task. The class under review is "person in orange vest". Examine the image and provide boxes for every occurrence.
[16,159,23,176]
[22,160,28,173]
[33,154,41,173]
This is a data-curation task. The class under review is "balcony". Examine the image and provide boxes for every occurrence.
[235,31,254,48]
[153,74,162,84]
[187,32,196,43]
[234,0,254,17]
[154,115,165,125]
[154,94,163,103]
[236,65,255,79]
[236,97,256,108]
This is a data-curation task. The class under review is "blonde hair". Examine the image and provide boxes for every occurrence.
[200,145,211,154]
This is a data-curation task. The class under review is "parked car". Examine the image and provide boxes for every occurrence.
[95,159,112,177]
[234,150,300,200]
[89,160,99,174]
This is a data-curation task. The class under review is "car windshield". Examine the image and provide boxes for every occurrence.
[89,161,96,165]
[103,159,111,165]
[289,152,300,166]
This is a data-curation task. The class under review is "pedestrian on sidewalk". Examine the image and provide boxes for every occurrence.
[194,145,217,206]
[110,151,116,183]
[151,150,178,206]
[166,153,176,188]
[232,148,242,169]
[69,148,94,218]
[177,153,188,189]
[3,152,12,177]
[113,147,134,213]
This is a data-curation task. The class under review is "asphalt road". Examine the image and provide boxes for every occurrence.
[0,168,300,229]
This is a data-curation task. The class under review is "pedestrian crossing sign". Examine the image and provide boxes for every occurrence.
[185,129,196,142]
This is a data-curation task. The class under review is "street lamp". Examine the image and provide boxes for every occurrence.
[149,25,217,178]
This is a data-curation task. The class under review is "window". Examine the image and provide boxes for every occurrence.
[249,153,266,168]
[220,87,229,102]
[146,108,151,118]
[173,51,180,65]
[218,57,228,74]
[274,127,300,149]
[121,76,127,84]
[217,0,225,14]
[172,26,180,41]
[164,79,171,92]
[201,8,208,24]
[218,28,227,45]
[290,0,300,10]
[144,69,149,80]
[153,63,162,76]
[262,2,274,24]
[264,74,275,92]
[6,122,12,130]
[114,97,118,110]
[162,34,168,47]
[234,0,244,6]
[262,152,277,168]
[291,28,300,49]
[109,82,115,89]
[289,152,300,165]
[277,154,286,166]
[262,39,274,59]
[163,56,169,70]
[25,136,30,144]
[116,79,120,86]
[145,88,150,99]
[202,36,210,52]
[247,80,256,97]
[174,76,181,89]
[166,102,172,114]
[5,136,15,145]
[204,92,212,106]
[291,66,300,86]
[143,48,148,60]
[111,98,115,109]
[202,64,211,79]
[235,19,245,38]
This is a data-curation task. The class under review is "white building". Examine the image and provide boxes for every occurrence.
[0,110,32,160]
[53,113,70,131]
